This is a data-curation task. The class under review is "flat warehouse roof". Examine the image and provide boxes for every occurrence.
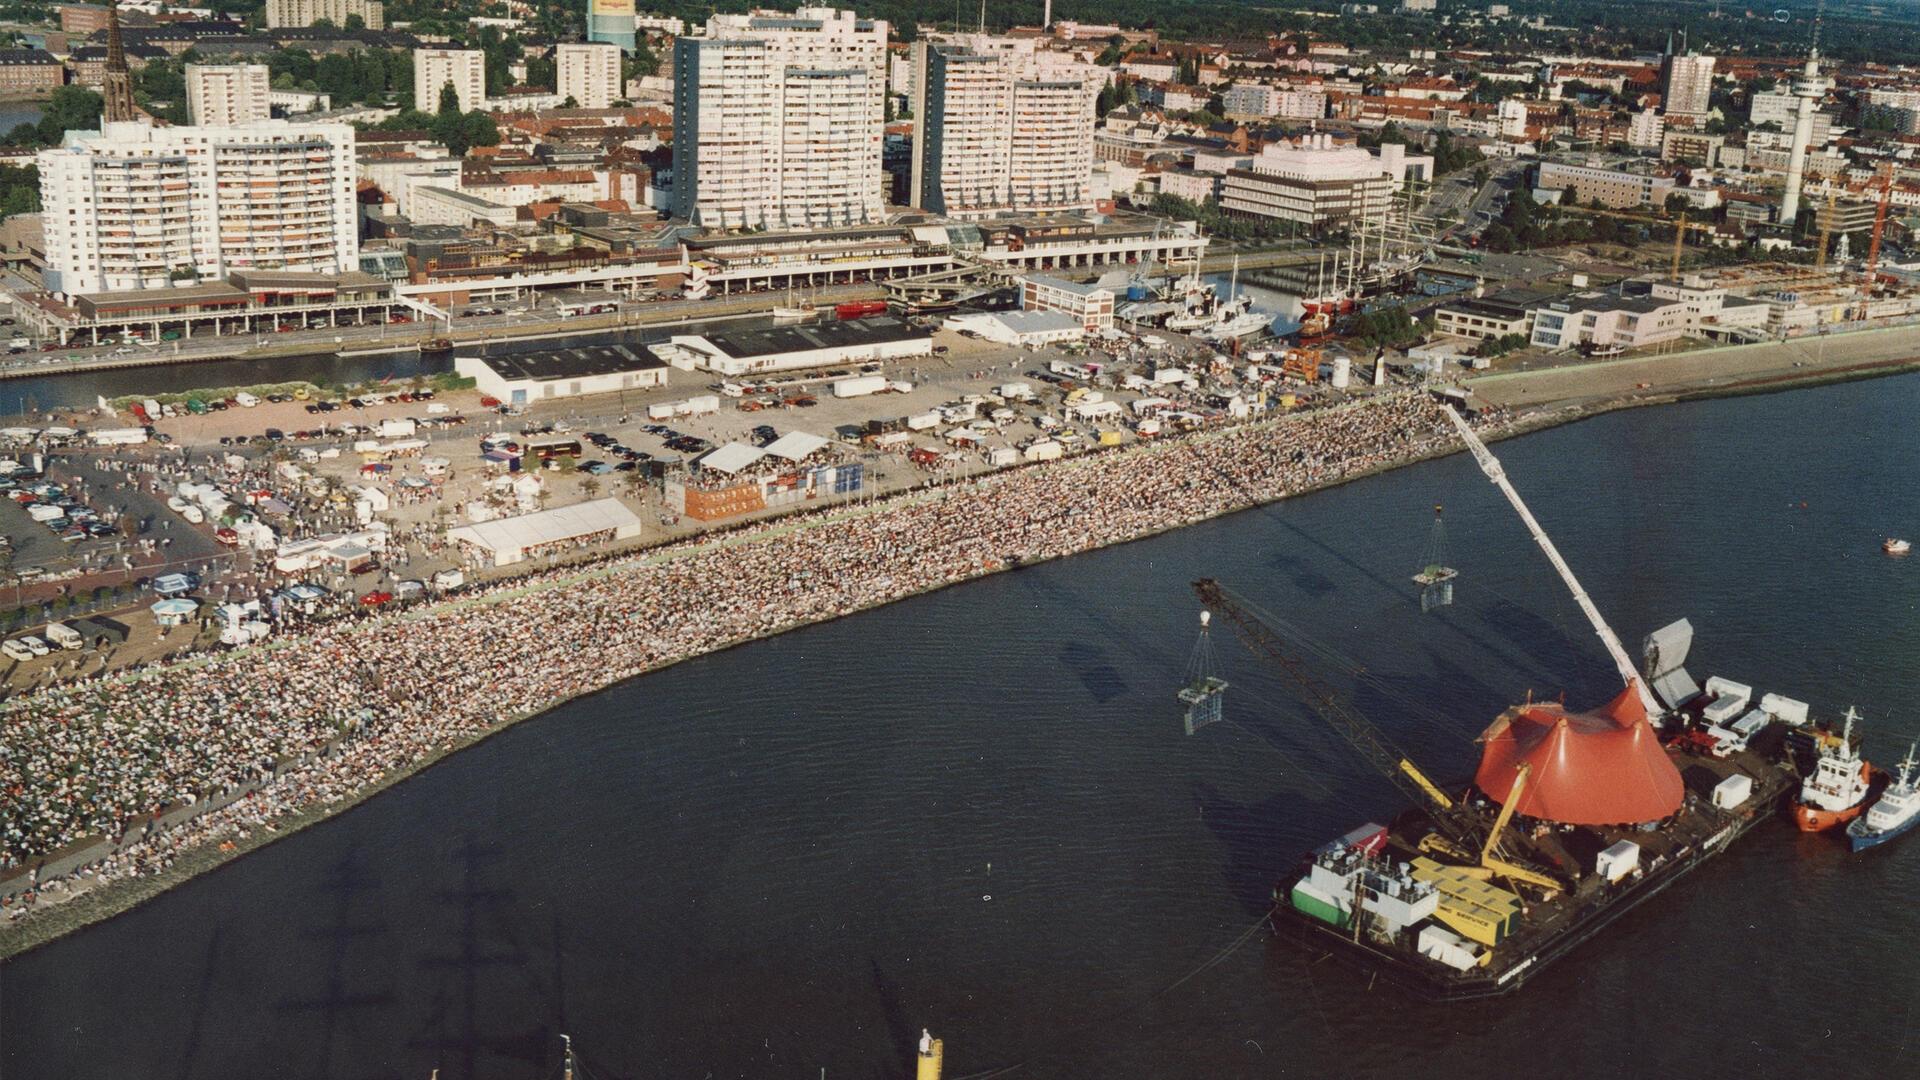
[474,343,667,383]
[699,315,928,359]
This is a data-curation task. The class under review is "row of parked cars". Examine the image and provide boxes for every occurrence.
[4,478,119,542]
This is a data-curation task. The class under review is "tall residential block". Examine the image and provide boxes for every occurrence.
[908,35,1099,218]
[38,119,358,295]
[558,42,623,109]
[185,63,270,127]
[264,0,384,30]
[672,7,888,229]
[1661,52,1714,117]
[586,0,637,51]
[414,48,485,114]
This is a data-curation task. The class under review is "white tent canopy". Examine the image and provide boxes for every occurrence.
[763,431,829,461]
[697,442,768,475]
[446,498,643,566]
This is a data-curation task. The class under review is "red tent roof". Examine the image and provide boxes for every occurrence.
[1474,683,1684,826]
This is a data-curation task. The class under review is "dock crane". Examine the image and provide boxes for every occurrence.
[1439,405,1665,719]
[1191,579,1563,894]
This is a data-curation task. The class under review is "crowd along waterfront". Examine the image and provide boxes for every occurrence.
[4,373,1919,1079]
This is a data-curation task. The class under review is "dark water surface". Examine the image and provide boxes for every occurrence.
[5,376,1920,1079]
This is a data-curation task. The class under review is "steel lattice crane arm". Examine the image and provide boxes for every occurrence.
[1438,406,1665,718]
[1192,578,1473,844]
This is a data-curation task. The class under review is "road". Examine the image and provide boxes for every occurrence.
[1466,323,1920,410]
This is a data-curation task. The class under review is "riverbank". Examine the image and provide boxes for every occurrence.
[1,338,1914,960]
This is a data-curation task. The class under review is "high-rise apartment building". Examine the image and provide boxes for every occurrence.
[264,0,384,30]
[672,7,888,229]
[414,49,485,114]
[908,35,1099,217]
[185,63,270,127]
[558,42,623,109]
[38,119,358,295]
[586,0,637,51]
[1661,52,1715,117]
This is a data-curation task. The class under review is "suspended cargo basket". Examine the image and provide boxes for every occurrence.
[1179,676,1229,736]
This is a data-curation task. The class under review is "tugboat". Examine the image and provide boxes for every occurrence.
[1850,742,1920,851]
[1793,706,1877,832]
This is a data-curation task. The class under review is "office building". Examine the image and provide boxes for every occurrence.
[586,0,637,52]
[1661,52,1714,117]
[414,48,485,114]
[909,34,1099,217]
[38,119,358,295]
[264,0,384,30]
[558,42,624,109]
[1535,160,1676,209]
[1218,136,1431,229]
[185,63,270,127]
[672,7,889,229]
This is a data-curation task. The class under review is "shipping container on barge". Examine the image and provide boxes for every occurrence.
[1189,404,1849,1000]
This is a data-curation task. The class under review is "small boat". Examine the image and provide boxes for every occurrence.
[421,337,453,352]
[771,304,815,321]
[1793,707,1876,832]
[1850,742,1920,852]
[1885,538,1911,555]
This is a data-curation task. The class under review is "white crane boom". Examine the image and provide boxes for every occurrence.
[1442,405,1663,717]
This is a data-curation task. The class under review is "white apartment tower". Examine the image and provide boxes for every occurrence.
[38,119,358,295]
[185,63,271,127]
[264,0,384,29]
[1661,52,1715,117]
[909,35,1098,217]
[414,49,486,114]
[557,42,624,109]
[671,7,889,229]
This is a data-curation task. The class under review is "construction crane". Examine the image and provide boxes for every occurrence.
[1866,163,1896,284]
[1412,764,1562,894]
[1191,578,1475,845]
[1194,578,1564,893]
[1440,405,1665,718]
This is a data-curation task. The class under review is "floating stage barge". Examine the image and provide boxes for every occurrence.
[1270,700,1804,1001]
[1190,404,1843,1001]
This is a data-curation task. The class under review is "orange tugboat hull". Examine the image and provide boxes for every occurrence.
[1795,801,1865,832]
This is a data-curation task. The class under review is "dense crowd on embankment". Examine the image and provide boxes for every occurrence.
[0,391,1471,926]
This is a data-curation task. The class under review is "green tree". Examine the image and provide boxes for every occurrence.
[37,86,103,143]
[437,82,461,118]
[344,12,365,30]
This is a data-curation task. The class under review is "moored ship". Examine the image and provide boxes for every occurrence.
[1849,743,1920,851]
[1793,707,1876,832]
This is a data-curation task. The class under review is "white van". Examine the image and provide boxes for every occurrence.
[234,392,260,408]
[431,568,465,591]
[43,622,82,649]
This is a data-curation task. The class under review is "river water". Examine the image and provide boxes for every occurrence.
[5,375,1920,1078]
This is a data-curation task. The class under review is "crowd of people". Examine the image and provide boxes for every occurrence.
[0,391,1481,919]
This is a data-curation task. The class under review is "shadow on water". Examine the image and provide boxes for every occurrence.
[1192,781,1312,916]
[1265,551,1338,597]
[173,925,227,1080]
[1058,641,1130,703]
[278,848,393,1080]
[408,839,545,1080]
[868,959,917,1080]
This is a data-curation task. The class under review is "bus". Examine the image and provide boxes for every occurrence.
[556,300,621,318]
[525,435,583,460]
